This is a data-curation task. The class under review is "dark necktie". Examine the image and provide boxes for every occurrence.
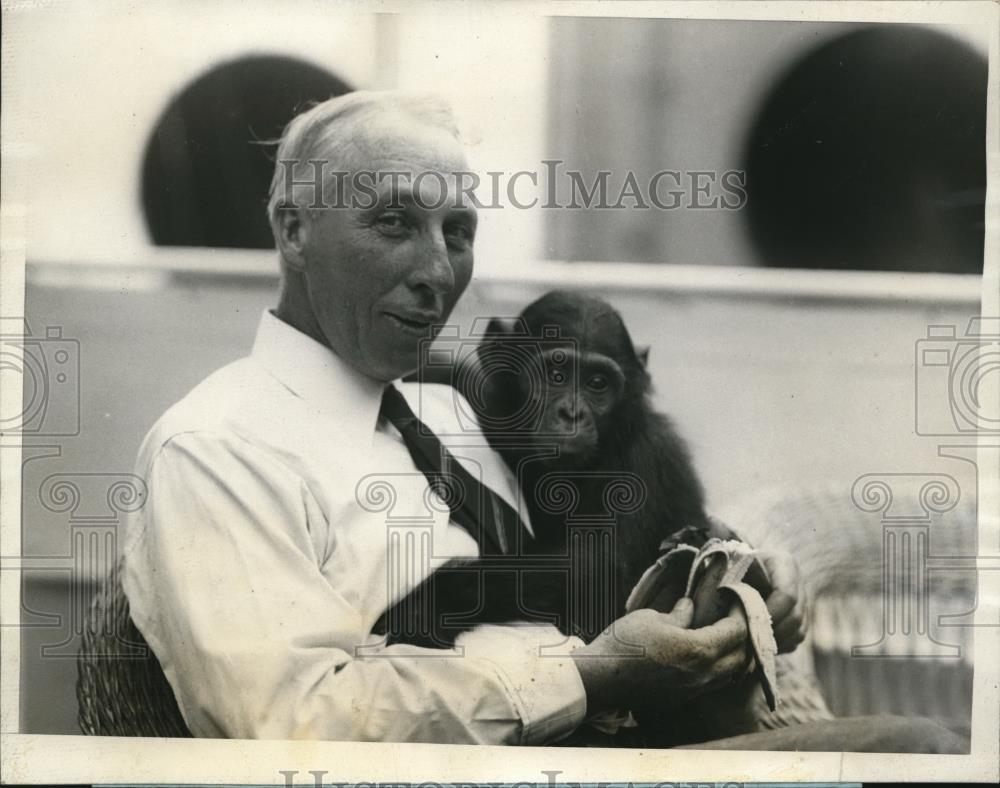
[380,384,524,556]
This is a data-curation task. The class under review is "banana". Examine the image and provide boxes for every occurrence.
[626,537,780,711]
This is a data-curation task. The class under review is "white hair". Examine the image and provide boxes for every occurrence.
[266,90,461,235]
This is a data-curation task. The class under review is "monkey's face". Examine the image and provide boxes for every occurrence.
[525,348,626,464]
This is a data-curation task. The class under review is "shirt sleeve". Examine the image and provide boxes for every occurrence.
[122,431,587,744]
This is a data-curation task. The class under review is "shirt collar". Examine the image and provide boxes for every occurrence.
[250,310,387,443]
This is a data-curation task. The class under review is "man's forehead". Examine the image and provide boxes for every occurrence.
[335,111,470,174]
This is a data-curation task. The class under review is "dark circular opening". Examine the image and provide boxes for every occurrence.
[743,26,987,273]
[141,55,352,249]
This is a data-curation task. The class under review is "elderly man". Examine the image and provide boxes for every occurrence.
[121,91,958,750]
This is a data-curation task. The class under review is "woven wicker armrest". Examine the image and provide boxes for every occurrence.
[714,481,978,720]
[77,560,192,737]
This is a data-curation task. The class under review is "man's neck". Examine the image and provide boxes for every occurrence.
[273,281,329,351]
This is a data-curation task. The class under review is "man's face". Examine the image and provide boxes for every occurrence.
[298,115,477,381]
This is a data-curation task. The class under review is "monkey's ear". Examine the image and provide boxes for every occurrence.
[483,317,519,338]
[636,344,651,368]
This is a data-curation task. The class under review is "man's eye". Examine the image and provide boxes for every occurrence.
[444,223,474,249]
[375,213,410,235]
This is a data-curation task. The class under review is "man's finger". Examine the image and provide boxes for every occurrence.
[759,550,800,594]
[766,588,796,624]
[774,615,806,652]
[799,592,812,633]
[699,644,752,691]
[663,596,694,629]
[690,606,749,652]
[773,614,801,640]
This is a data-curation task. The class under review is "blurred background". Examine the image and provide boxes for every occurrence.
[2,1,990,739]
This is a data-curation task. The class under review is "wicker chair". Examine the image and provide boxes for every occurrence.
[715,478,977,724]
[76,561,191,737]
[77,480,976,736]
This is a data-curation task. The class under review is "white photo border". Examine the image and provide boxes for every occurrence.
[1,0,997,783]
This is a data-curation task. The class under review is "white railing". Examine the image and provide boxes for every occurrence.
[25,251,984,306]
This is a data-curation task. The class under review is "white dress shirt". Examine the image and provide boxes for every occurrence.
[121,311,588,743]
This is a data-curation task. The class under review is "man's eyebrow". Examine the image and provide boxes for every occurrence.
[374,181,479,215]
[376,183,417,206]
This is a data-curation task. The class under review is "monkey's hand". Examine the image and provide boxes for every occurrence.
[570,598,752,717]
[754,548,809,655]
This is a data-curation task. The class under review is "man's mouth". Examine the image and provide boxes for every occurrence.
[384,311,439,336]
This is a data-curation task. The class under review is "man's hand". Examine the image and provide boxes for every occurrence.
[756,548,808,653]
[571,597,751,716]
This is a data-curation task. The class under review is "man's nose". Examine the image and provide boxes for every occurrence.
[409,230,455,295]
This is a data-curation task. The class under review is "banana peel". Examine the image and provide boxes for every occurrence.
[626,537,780,711]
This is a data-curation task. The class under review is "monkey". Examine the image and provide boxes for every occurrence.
[378,290,734,649]
[379,294,812,748]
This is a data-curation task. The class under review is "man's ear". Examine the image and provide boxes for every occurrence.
[635,344,650,368]
[275,207,308,272]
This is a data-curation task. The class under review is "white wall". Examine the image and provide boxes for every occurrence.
[6,2,987,274]
[4,1,378,264]
[4,1,551,271]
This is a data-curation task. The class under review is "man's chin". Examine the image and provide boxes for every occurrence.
[376,362,419,384]
[353,351,415,384]
[364,333,427,382]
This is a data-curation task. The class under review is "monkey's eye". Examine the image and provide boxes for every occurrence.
[587,374,609,393]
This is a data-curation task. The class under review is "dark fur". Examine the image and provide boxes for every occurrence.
[380,291,711,647]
